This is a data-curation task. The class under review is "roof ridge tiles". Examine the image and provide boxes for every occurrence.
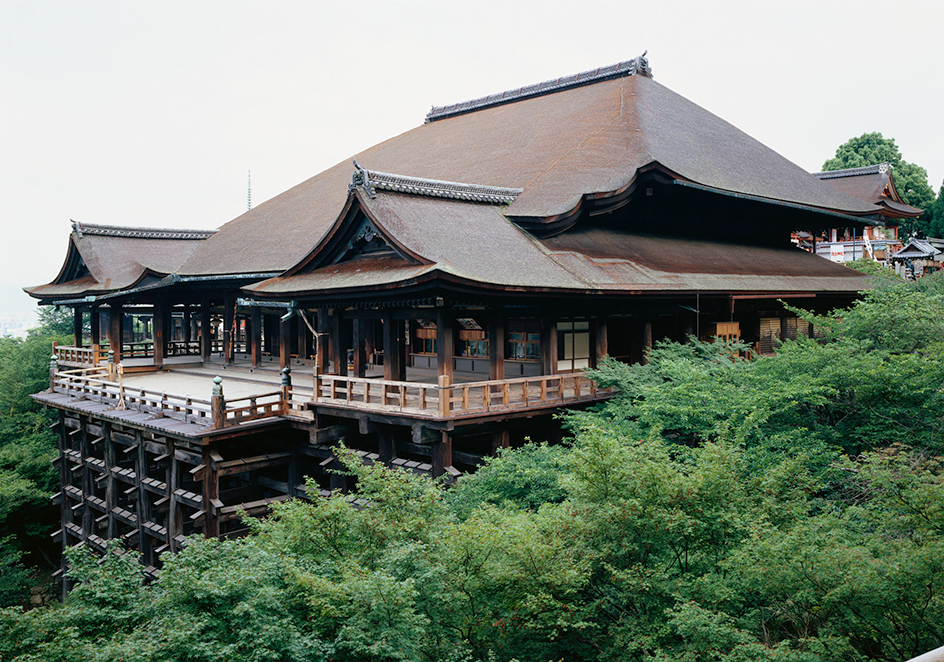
[351,162,523,204]
[425,52,652,123]
[813,162,891,179]
[71,221,217,240]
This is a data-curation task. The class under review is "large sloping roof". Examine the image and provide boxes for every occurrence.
[26,222,214,301]
[814,163,923,219]
[180,59,877,277]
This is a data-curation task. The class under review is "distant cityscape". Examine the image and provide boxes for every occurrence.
[0,311,39,339]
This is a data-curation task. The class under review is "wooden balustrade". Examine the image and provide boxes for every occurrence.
[51,363,609,431]
[53,344,103,367]
[51,367,212,426]
[313,371,606,418]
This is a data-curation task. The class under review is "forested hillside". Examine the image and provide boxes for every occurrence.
[1,269,942,661]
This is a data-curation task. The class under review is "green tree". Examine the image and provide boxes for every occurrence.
[929,181,944,238]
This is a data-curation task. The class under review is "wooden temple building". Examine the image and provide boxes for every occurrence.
[802,162,923,263]
[30,54,884,583]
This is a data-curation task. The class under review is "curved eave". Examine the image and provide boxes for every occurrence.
[669,180,882,226]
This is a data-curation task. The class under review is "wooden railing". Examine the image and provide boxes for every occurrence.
[52,367,212,426]
[49,361,610,432]
[53,343,102,367]
[314,372,608,418]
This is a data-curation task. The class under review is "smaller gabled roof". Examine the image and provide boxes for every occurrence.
[814,163,923,219]
[26,221,215,302]
[891,238,940,260]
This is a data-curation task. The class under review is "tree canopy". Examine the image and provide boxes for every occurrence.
[2,280,944,660]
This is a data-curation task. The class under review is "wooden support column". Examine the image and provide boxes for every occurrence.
[382,313,403,381]
[593,315,608,368]
[79,417,92,542]
[182,305,192,345]
[364,319,376,366]
[352,319,367,378]
[55,412,71,601]
[316,309,329,372]
[488,316,505,380]
[279,315,292,371]
[540,318,557,375]
[436,308,454,382]
[378,426,396,464]
[203,449,220,539]
[108,304,123,363]
[152,300,165,368]
[223,296,235,365]
[73,307,83,347]
[250,307,262,366]
[297,315,308,361]
[641,316,653,365]
[432,431,453,478]
[134,430,152,564]
[90,307,101,348]
[200,298,211,362]
[329,309,346,376]
[102,422,117,539]
[166,440,180,552]
[489,430,510,454]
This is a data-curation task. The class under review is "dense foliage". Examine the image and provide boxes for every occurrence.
[1,275,943,660]
[821,132,939,238]
[0,324,70,606]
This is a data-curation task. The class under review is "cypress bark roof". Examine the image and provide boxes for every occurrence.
[179,61,877,277]
[26,222,214,302]
[814,163,924,219]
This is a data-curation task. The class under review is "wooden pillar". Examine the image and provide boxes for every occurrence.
[79,417,92,542]
[316,309,329,371]
[182,306,192,345]
[73,308,83,347]
[378,426,396,464]
[641,315,653,365]
[364,319,376,366]
[250,307,262,366]
[109,304,123,363]
[436,308,454,381]
[489,430,510,454]
[432,431,453,478]
[202,449,220,539]
[153,300,165,368]
[297,315,308,361]
[540,318,557,375]
[223,297,235,365]
[382,313,405,381]
[593,315,608,368]
[279,316,292,371]
[90,307,101,348]
[200,298,211,362]
[352,319,367,378]
[488,316,505,380]
[135,430,151,563]
[329,310,346,376]
[102,422,117,539]
[166,440,180,551]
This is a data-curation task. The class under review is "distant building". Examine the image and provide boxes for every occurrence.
[803,163,923,264]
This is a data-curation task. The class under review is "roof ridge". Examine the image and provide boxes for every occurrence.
[813,162,891,179]
[349,161,522,204]
[72,221,217,240]
[425,53,652,123]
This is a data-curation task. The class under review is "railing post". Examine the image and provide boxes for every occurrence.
[281,368,292,414]
[92,344,100,366]
[107,350,115,381]
[312,365,321,401]
[211,376,225,430]
[438,374,451,417]
[48,353,58,392]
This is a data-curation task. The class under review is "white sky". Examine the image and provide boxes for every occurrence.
[2,0,942,312]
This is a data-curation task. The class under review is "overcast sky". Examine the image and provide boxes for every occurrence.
[3,0,942,313]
